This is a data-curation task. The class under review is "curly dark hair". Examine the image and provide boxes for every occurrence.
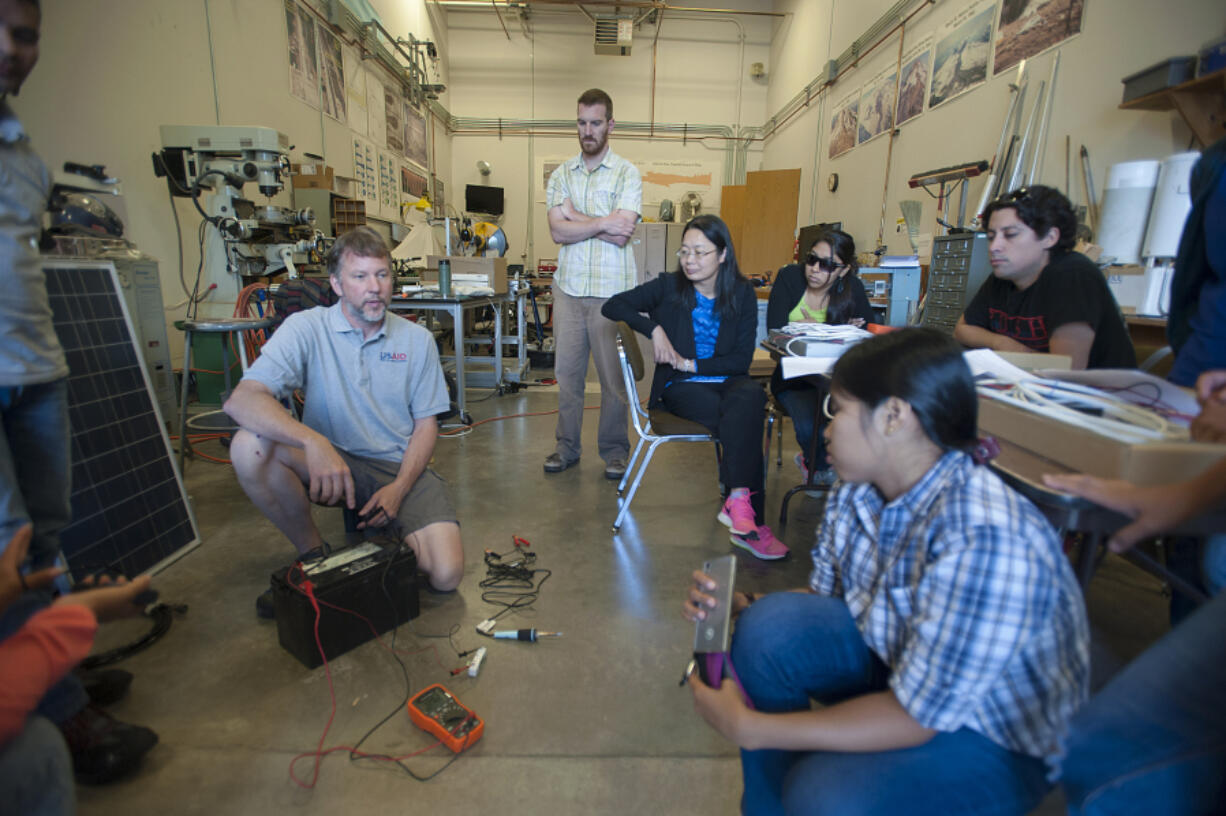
[982,185,1077,253]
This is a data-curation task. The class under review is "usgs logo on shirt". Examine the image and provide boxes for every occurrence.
[380,351,408,362]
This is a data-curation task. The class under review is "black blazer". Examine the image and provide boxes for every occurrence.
[765,264,874,396]
[602,273,758,407]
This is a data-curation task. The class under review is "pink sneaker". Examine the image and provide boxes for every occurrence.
[730,525,789,560]
[717,493,756,535]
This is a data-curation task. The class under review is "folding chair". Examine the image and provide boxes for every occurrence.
[611,322,721,533]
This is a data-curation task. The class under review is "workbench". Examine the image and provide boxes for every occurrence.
[388,288,529,418]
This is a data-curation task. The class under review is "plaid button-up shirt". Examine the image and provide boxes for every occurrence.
[811,451,1089,766]
[546,148,641,299]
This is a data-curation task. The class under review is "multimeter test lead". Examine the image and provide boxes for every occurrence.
[490,629,561,642]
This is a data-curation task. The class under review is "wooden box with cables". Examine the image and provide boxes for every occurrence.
[977,372,1226,486]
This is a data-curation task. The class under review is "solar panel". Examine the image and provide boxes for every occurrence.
[43,260,200,577]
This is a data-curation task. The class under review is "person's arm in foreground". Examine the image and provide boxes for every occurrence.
[1044,370,1226,550]
[0,526,152,743]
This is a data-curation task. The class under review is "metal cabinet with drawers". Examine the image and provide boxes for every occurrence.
[922,233,991,334]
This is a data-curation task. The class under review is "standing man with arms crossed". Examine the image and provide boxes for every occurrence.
[0,0,158,784]
[226,226,463,613]
[544,88,642,480]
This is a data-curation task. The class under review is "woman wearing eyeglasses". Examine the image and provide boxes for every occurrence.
[766,229,874,485]
[683,328,1089,816]
[602,214,784,560]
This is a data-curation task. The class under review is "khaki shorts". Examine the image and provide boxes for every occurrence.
[334,450,458,537]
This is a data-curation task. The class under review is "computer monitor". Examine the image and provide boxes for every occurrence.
[465,184,504,216]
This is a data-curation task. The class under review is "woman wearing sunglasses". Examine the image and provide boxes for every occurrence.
[683,328,1089,815]
[602,215,784,560]
[766,229,874,485]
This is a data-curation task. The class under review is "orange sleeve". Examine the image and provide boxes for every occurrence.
[0,604,97,744]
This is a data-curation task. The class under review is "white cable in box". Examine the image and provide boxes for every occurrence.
[425,256,508,293]
[976,366,1226,486]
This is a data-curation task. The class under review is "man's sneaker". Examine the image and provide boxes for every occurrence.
[544,453,580,474]
[60,705,159,785]
[730,526,789,561]
[717,493,757,535]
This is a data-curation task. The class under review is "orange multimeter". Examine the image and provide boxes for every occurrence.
[407,684,484,753]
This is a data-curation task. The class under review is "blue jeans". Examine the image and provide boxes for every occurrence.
[0,380,86,723]
[773,385,824,471]
[0,381,71,569]
[731,593,1050,815]
[1060,590,1226,814]
[0,715,74,816]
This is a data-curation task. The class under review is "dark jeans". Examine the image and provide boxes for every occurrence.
[661,375,766,524]
[731,593,1051,815]
[773,382,828,472]
[1060,590,1226,814]
[0,380,87,724]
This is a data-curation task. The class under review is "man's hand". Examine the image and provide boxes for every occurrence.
[358,481,409,530]
[690,675,753,747]
[303,436,355,508]
[1042,473,1194,552]
[1195,370,1226,404]
[1192,370,1226,443]
[53,575,153,623]
[0,524,64,612]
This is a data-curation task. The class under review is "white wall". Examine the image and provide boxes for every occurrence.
[20,0,1224,366]
[21,0,446,364]
[762,0,1226,256]
[443,2,773,268]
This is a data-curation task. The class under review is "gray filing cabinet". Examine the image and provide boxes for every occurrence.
[922,233,991,334]
[631,223,686,284]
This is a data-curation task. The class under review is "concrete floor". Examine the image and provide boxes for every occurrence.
[76,376,1171,815]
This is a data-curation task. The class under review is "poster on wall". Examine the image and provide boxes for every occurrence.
[994,0,1085,74]
[365,69,386,149]
[317,24,345,122]
[343,47,367,136]
[404,104,428,169]
[857,66,898,145]
[896,36,933,126]
[401,166,428,198]
[536,157,721,213]
[928,0,995,110]
[385,85,404,155]
[285,0,319,109]
[377,151,400,220]
[352,136,378,207]
[828,87,859,159]
[639,159,722,215]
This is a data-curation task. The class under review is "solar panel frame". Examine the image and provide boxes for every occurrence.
[44,259,200,578]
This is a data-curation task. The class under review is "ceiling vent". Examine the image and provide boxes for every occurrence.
[594,16,633,56]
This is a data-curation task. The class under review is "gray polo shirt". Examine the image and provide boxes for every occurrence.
[0,101,67,385]
[244,303,449,463]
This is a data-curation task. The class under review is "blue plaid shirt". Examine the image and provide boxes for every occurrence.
[811,451,1089,765]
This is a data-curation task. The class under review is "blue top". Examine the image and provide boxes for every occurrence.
[687,292,725,384]
[243,303,450,463]
[811,451,1089,768]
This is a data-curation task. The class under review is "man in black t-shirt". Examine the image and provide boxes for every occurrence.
[954,186,1136,370]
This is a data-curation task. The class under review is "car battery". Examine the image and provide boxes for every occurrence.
[271,541,420,669]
